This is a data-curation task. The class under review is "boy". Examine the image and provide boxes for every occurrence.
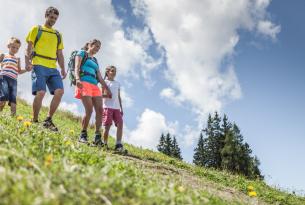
[0,37,28,116]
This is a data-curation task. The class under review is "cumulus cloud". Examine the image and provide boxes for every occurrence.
[126,109,178,150]
[257,20,281,40]
[131,0,280,118]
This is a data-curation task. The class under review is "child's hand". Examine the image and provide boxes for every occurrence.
[120,111,124,116]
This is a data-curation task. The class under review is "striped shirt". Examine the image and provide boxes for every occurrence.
[0,54,19,80]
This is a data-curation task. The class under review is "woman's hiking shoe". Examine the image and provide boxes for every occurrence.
[91,133,103,147]
[42,118,58,132]
[114,143,127,153]
[79,131,88,144]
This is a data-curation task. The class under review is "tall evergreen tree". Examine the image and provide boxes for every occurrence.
[163,133,173,156]
[172,136,182,160]
[157,133,166,153]
[193,133,206,166]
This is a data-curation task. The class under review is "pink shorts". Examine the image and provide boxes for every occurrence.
[74,81,102,99]
[102,108,123,127]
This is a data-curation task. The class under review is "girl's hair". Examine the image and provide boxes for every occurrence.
[104,65,117,79]
[8,37,21,46]
[45,6,59,17]
[82,39,101,51]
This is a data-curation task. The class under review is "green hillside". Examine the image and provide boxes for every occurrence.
[0,99,304,205]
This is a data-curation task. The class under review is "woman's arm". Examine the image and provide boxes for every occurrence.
[97,70,112,97]
[75,55,83,88]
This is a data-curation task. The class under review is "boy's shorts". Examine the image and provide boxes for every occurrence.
[31,65,64,95]
[74,81,102,99]
[0,75,17,104]
[102,108,123,127]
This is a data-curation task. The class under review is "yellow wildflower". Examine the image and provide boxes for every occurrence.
[23,121,32,127]
[17,116,24,121]
[69,129,75,135]
[247,185,254,191]
[178,186,185,193]
[44,154,53,166]
[65,140,72,146]
[248,191,257,197]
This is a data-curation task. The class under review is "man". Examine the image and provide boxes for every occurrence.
[25,6,66,131]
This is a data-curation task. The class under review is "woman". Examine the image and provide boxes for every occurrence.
[74,39,111,145]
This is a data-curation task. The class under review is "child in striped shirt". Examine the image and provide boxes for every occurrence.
[0,37,28,116]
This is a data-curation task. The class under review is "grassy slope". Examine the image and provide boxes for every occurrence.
[0,99,304,205]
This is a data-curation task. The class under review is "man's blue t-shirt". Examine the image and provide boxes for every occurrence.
[77,50,99,85]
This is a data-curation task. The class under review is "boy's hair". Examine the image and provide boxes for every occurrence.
[8,37,21,46]
[104,65,117,79]
[45,6,59,17]
[82,39,101,51]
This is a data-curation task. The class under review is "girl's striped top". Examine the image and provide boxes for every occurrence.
[0,54,19,80]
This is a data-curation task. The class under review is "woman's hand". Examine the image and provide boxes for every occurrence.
[76,80,83,88]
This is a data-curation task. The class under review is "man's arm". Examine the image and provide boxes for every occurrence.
[25,42,33,71]
[57,49,66,79]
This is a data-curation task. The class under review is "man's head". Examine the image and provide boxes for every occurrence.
[45,6,59,28]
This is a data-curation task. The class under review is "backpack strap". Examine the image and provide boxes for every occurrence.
[79,52,99,79]
[32,25,62,61]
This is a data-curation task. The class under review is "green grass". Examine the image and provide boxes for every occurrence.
[0,99,304,205]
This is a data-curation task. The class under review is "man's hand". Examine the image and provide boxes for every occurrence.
[61,69,67,79]
[25,63,33,71]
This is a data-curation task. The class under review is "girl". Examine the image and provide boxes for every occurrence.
[75,39,111,145]
[102,65,125,151]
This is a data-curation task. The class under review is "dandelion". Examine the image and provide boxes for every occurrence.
[23,121,32,127]
[178,186,185,193]
[65,140,72,146]
[17,116,24,121]
[44,154,53,166]
[247,185,254,191]
[69,129,75,135]
[248,191,257,197]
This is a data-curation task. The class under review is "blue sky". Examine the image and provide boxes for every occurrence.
[0,0,304,195]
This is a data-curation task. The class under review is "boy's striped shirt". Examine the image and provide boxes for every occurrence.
[0,54,19,80]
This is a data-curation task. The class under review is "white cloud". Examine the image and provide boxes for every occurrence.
[126,109,178,150]
[130,0,280,145]
[120,87,134,108]
[257,20,281,40]
[59,102,81,116]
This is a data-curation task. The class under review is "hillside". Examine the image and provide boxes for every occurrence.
[0,99,304,205]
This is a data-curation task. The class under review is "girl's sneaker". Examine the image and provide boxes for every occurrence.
[79,131,88,144]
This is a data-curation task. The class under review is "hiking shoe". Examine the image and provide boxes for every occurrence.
[91,133,103,147]
[114,143,125,152]
[79,131,88,144]
[42,118,58,132]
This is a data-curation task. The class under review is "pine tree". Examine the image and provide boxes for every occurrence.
[171,136,182,160]
[193,133,206,166]
[163,133,173,156]
[157,133,166,153]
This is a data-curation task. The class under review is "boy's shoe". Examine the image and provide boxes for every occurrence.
[91,133,103,147]
[114,143,127,153]
[79,131,88,144]
[42,118,58,132]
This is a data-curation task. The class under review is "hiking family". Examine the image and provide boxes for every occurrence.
[0,7,125,151]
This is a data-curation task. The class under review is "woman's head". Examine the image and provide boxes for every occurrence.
[105,65,117,80]
[82,39,101,55]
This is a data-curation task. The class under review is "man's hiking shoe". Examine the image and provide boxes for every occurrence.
[42,118,58,132]
[114,144,127,154]
[79,131,88,144]
[91,133,103,147]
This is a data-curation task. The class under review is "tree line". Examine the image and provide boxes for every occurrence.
[157,112,263,180]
